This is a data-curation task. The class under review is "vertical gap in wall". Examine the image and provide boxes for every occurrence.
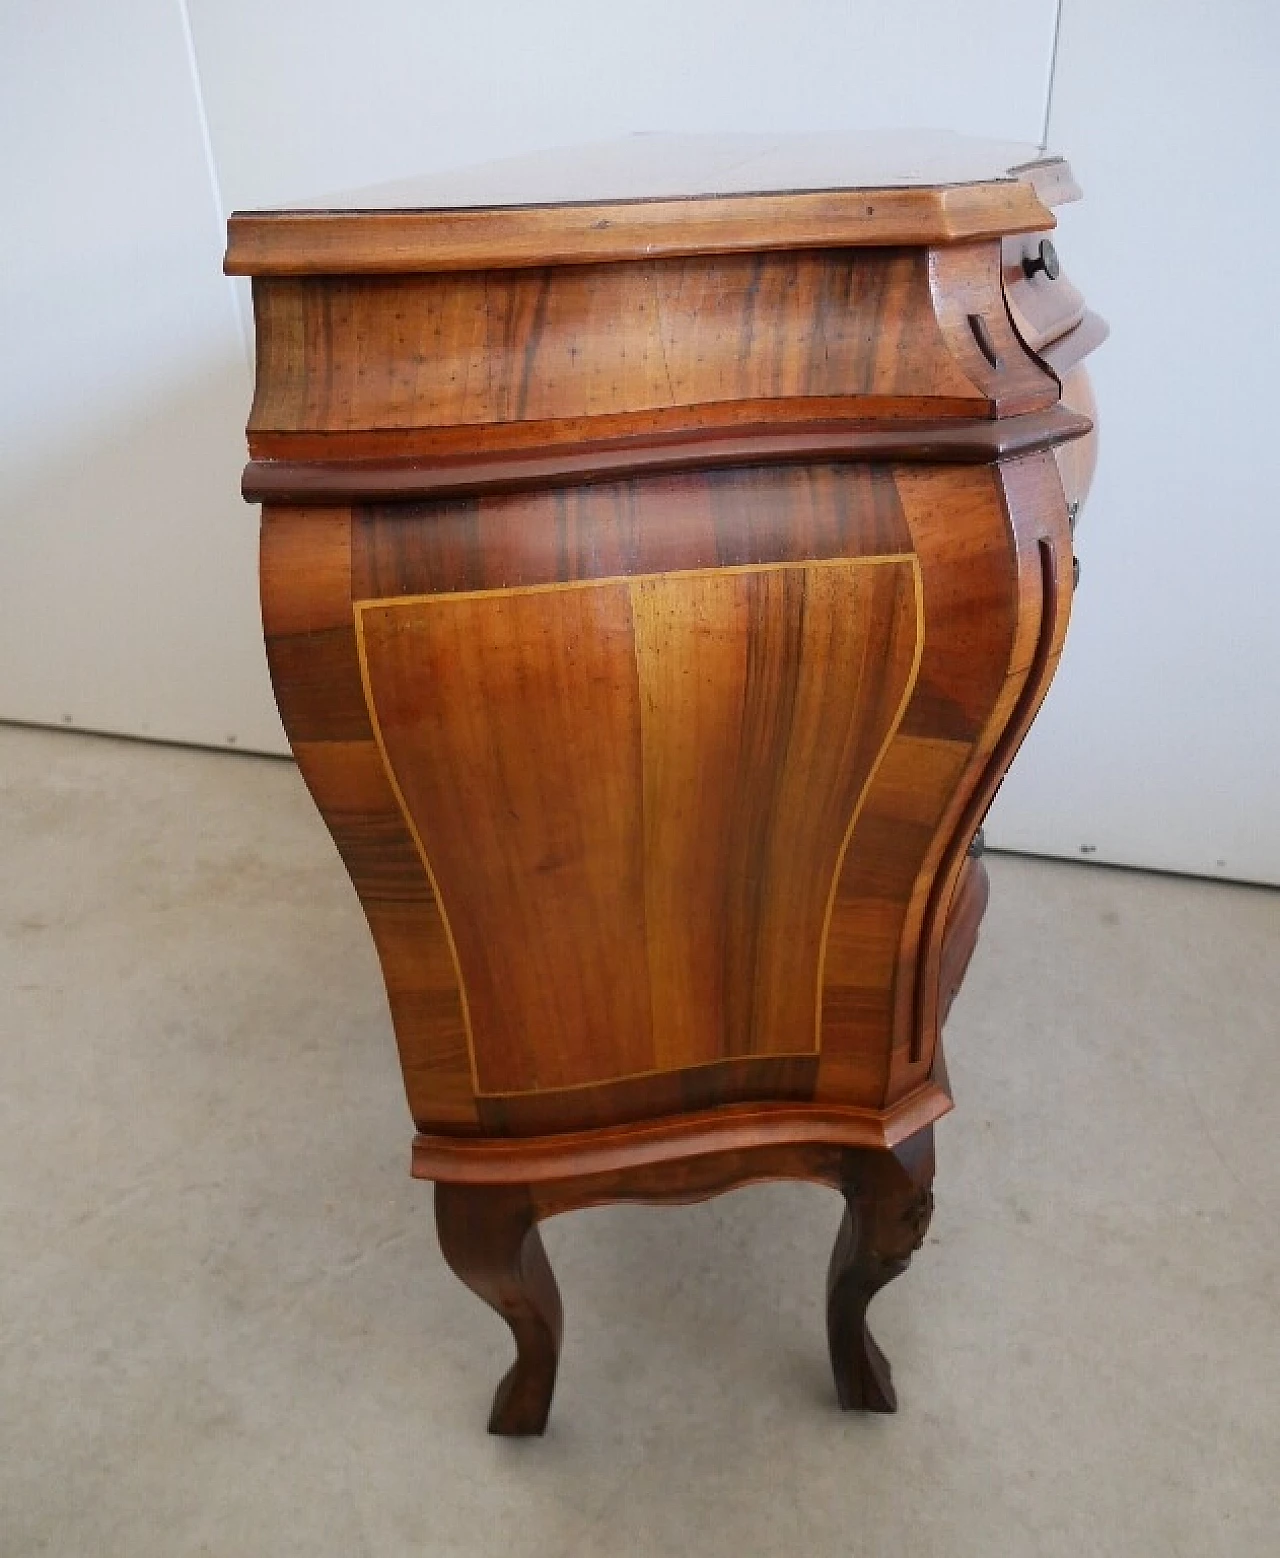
[176,0,254,369]
[1040,0,1066,150]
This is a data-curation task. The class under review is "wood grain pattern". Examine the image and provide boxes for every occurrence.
[817,462,1022,1106]
[929,241,1060,415]
[261,455,1082,1135]
[260,508,479,1131]
[247,251,1003,437]
[880,457,1069,1091]
[260,453,1085,1135]
[827,1126,935,1412]
[237,143,1102,1431]
[356,556,921,1096]
[435,1183,562,1435]
[350,462,917,599]
[225,156,1064,275]
[899,453,1074,1086]
[412,1088,951,1187]
[339,462,924,1131]
[431,1125,935,1433]
[938,857,990,1025]
[226,186,1056,277]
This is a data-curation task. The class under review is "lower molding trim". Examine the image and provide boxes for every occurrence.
[411,1082,954,1185]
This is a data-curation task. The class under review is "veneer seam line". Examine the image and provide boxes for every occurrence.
[814,558,925,1050]
[352,552,917,613]
[353,611,481,1096]
[353,553,921,1099]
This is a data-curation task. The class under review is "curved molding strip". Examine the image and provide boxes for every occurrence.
[412,1083,954,1185]
[226,184,1057,277]
[243,406,1093,505]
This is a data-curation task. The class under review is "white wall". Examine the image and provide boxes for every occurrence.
[2,1,1277,882]
[1,1,276,751]
[186,0,1057,210]
[984,0,1280,884]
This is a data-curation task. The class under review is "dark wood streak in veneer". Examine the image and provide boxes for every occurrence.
[244,247,1061,440]
[232,133,1104,1434]
[355,554,923,1096]
[912,544,1057,1065]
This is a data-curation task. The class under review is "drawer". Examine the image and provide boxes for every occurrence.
[1002,231,1087,355]
[1003,232,1103,520]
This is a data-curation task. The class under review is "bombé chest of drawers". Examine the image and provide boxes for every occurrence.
[226,131,1102,1434]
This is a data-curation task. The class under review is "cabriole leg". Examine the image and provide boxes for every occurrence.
[825,1128,935,1413]
[434,1183,563,1436]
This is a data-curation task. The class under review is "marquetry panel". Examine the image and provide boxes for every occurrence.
[355,555,920,1097]
[261,456,1071,1130]
[234,145,1102,1431]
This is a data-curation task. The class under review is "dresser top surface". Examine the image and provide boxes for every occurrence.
[225,131,1076,276]
[259,132,1059,211]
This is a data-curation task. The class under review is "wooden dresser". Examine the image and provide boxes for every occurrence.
[226,132,1103,1434]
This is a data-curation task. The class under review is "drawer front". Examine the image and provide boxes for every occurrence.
[1002,231,1086,355]
[1002,234,1100,521]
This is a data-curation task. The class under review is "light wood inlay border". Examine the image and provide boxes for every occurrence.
[815,563,925,1046]
[353,617,481,1097]
[355,552,915,610]
[353,553,922,1099]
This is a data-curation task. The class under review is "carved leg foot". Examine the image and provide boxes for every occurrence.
[825,1128,935,1413]
[434,1183,563,1436]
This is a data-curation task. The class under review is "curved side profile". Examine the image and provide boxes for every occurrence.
[236,135,1101,1433]
[435,1184,563,1436]
[827,1129,936,1411]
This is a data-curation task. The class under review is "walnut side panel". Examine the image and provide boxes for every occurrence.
[260,506,479,1131]
[226,174,1061,277]
[261,457,1066,1132]
[343,464,920,1130]
[355,556,920,1097]
[889,451,1073,1098]
[817,463,1023,1106]
[248,249,1057,437]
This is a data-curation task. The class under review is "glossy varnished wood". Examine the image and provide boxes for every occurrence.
[411,1087,951,1185]
[235,133,1103,1433]
[435,1184,562,1435]
[225,184,1057,275]
[357,555,921,1095]
[244,247,1055,442]
[260,455,1073,1134]
[433,1127,934,1432]
[225,130,1073,276]
[827,1127,935,1411]
[241,405,1092,505]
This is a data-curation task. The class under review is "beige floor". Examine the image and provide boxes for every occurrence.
[1,724,1277,1557]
